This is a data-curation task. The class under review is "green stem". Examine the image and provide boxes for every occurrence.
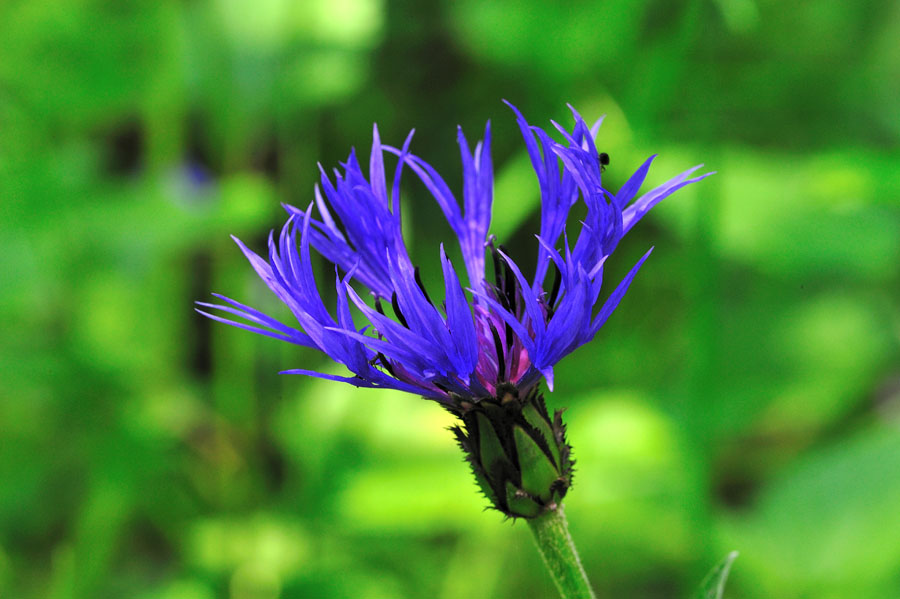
[527,504,596,599]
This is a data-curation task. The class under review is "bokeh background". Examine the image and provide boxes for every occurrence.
[2,0,899,597]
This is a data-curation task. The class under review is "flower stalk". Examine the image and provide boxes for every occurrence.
[528,504,596,599]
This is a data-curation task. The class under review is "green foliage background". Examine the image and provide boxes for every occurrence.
[1,1,899,597]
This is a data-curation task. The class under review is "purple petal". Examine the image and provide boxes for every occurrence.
[468,288,536,357]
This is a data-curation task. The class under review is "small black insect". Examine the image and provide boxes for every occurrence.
[599,152,610,173]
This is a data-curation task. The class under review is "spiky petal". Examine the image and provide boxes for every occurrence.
[197,102,711,404]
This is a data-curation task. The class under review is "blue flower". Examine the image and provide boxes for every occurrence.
[197,102,711,404]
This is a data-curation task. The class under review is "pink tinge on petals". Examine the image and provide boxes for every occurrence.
[511,346,532,383]
[470,295,536,393]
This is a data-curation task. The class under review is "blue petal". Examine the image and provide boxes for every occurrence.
[369,124,388,206]
[279,367,443,399]
[496,248,546,338]
[541,366,555,392]
[342,284,452,375]
[206,293,310,340]
[457,122,493,287]
[195,308,312,346]
[324,327,433,374]
[503,100,544,179]
[622,167,713,235]
[384,250,456,363]
[441,244,479,377]
[613,154,656,210]
[591,248,654,336]
[543,274,590,362]
[529,126,580,287]
[565,103,600,159]
[390,130,416,219]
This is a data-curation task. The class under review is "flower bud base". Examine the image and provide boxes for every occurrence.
[449,384,573,519]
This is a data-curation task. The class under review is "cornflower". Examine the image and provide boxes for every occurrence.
[197,101,710,598]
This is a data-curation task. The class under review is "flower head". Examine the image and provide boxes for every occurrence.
[197,102,710,406]
[197,102,711,518]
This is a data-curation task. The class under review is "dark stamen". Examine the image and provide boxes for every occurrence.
[491,246,504,291]
[495,281,512,312]
[508,334,521,380]
[414,266,434,307]
[547,261,562,310]
[497,246,517,313]
[376,352,395,376]
[391,291,409,328]
[489,322,506,382]
[489,245,512,311]
[375,297,386,316]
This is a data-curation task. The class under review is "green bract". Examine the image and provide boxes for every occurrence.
[451,385,573,518]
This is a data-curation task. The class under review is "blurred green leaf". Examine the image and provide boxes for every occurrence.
[695,551,739,599]
[2,0,899,597]
[723,427,900,597]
